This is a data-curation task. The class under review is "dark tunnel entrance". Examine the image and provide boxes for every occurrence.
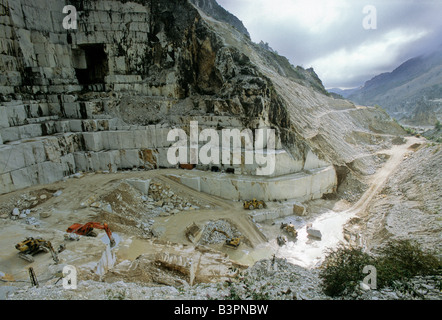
[73,44,108,91]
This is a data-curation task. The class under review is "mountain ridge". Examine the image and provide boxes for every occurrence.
[189,0,250,38]
[345,48,442,125]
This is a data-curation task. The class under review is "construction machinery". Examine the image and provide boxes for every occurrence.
[243,198,266,210]
[28,267,39,287]
[66,222,116,247]
[15,237,60,264]
[211,229,242,249]
[185,222,202,244]
[277,235,288,246]
[280,222,298,238]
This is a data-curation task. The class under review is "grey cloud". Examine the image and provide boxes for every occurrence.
[217,0,442,88]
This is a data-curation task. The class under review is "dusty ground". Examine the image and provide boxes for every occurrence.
[1,135,439,299]
[345,140,442,255]
[0,166,279,290]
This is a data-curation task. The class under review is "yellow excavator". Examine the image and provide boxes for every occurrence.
[211,229,242,249]
[243,199,266,210]
[280,222,298,238]
[15,237,59,264]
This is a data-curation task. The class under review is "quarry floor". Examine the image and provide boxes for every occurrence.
[0,136,425,290]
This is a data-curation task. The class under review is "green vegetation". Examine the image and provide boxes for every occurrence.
[422,121,442,142]
[319,244,375,297]
[404,127,417,135]
[374,240,440,288]
[320,240,441,297]
[374,104,383,110]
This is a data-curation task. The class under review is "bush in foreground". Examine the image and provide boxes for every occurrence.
[375,239,441,289]
[319,244,374,297]
[320,240,441,297]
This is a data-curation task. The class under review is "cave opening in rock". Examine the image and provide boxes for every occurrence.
[73,44,108,91]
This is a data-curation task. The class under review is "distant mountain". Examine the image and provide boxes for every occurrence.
[328,87,360,99]
[347,49,442,126]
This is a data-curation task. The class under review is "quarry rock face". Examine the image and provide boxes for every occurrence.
[0,0,404,200]
[1,0,440,303]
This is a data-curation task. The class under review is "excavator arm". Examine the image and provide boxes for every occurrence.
[212,228,230,238]
[92,223,116,247]
[42,241,59,264]
[67,222,116,247]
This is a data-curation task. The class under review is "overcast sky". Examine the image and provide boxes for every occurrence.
[217,0,442,89]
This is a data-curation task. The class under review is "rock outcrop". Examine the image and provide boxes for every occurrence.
[0,0,405,199]
[189,0,250,38]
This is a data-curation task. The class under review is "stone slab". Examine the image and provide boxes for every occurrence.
[119,149,142,169]
[126,178,151,195]
[83,132,103,152]
[0,106,10,128]
[178,166,337,202]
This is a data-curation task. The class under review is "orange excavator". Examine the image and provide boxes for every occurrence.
[66,222,116,247]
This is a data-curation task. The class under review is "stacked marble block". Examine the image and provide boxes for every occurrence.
[74,125,174,173]
[175,166,337,202]
[0,95,333,198]
[0,98,175,195]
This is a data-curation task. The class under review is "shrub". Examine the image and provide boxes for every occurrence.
[374,239,441,288]
[319,244,374,297]
[320,240,441,297]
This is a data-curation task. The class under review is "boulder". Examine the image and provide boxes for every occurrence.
[103,204,113,214]
[25,217,40,226]
[277,235,287,246]
[307,227,322,240]
[126,178,151,195]
[154,200,164,207]
[293,203,306,216]
[39,211,52,219]
[360,282,371,291]
[18,212,27,219]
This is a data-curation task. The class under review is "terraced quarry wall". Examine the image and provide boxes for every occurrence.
[0,98,335,200]
[0,0,404,201]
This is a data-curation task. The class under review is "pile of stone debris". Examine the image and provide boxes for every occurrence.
[1,190,55,220]
[3,257,441,300]
[199,220,242,245]
[146,182,201,216]
[86,181,202,221]
[1,258,328,300]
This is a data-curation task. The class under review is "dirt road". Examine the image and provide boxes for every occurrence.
[342,136,428,248]
[0,136,424,284]
[349,136,426,215]
[256,136,427,268]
